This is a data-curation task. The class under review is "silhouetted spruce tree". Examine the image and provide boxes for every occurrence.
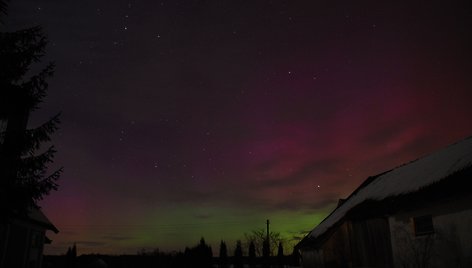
[71,243,77,258]
[277,242,284,267]
[0,16,62,217]
[219,240,228,268]
[277,242,284,256]
[248,240,256,268]
[183,246,191,266]
[193,237,212,267]
[65,243,77,267]
[234,240,243,268]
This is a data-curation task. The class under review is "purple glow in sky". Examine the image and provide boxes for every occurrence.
[5,0,472,254]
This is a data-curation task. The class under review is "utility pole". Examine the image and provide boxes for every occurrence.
[266,219,270,245]
[263,219,271,264]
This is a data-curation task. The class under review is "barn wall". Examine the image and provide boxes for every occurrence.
[1,219,47,268]
[348,217,393,268]
[299,223,351,268]
[4,222,29,268]
[321,222,351,268]
[301,219,393,268]
[389,204,472,268]
[300,249,324,268]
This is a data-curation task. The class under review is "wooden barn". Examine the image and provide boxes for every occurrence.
[0,208,58,268]
[296,136,472,268]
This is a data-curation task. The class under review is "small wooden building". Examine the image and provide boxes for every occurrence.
[297,136,472,268]
[0,208,58,268]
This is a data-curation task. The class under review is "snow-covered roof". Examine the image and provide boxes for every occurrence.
[308,136,472,239]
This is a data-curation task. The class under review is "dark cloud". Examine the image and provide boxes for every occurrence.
[254,158,343,189]
[76,241,107,247]
[101,235,134,241]
[270,196,338,212]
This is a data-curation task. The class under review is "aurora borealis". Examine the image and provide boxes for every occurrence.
[5,0,472,255]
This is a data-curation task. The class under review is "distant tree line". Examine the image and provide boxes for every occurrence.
[45,234,301,268]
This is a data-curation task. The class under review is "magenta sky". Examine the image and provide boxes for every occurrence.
[5,0,472,254]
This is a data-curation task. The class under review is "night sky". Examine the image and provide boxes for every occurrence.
[5,0,472,255]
